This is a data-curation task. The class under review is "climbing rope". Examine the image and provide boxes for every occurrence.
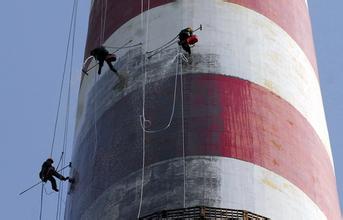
[93,73,99,170]
[82,55,95,74]
[103,42,143,50]
[49,0,78,158]
[99,0,108,44]
[39,183,44,220]
[137,0,150,217]
[144,0,150,52]
[137,0,195,215]
[146,38,178,59]
[137,48,188,217]
[104,0,108,42]
[55,152,64,170]
[56,0,78,218]
[139,49,183,133]
[34,0,78,219]
[180,51,186,209]
[99,0,103,44]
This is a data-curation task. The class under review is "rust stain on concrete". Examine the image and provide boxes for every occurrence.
[271,140,282,150]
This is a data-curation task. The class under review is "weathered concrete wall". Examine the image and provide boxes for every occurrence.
[79,157,327,220]
[65,0,341,219]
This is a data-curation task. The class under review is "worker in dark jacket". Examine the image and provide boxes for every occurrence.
[39,158,69,192]
[90,46,127,89]
[178,27,193,55]
[90,46,118,75]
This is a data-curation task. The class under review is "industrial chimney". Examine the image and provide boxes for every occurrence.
[65,0,341,219]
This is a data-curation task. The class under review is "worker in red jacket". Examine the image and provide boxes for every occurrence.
[178,27,198,55]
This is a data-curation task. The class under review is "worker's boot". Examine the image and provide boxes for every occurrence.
[68,178,75,184]
[52,187,59,192]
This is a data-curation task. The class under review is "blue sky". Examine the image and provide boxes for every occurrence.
[310,0,343,214]
[0,1,341,219]
[0,1,90,219]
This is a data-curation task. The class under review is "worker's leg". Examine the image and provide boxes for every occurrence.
[106,60,119,76]
[68,177,75,184]
[52,171,68,181]
[98,60,104,75]
[47,176,58,191]
[181,43,191,55]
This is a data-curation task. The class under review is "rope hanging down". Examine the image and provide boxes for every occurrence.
[180,51,186,209]
[35,0,78,219]
[139,49,186,133]
[39,183,44,220]
[137,0,193,215]
[137,49,188,217]
[49,0,79,158]
[137,0,151,217]
[146,37,178,59]
[92,73,99,175]
[55,0,78,219]
[103,42,143,49]
[99,0,108,45]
